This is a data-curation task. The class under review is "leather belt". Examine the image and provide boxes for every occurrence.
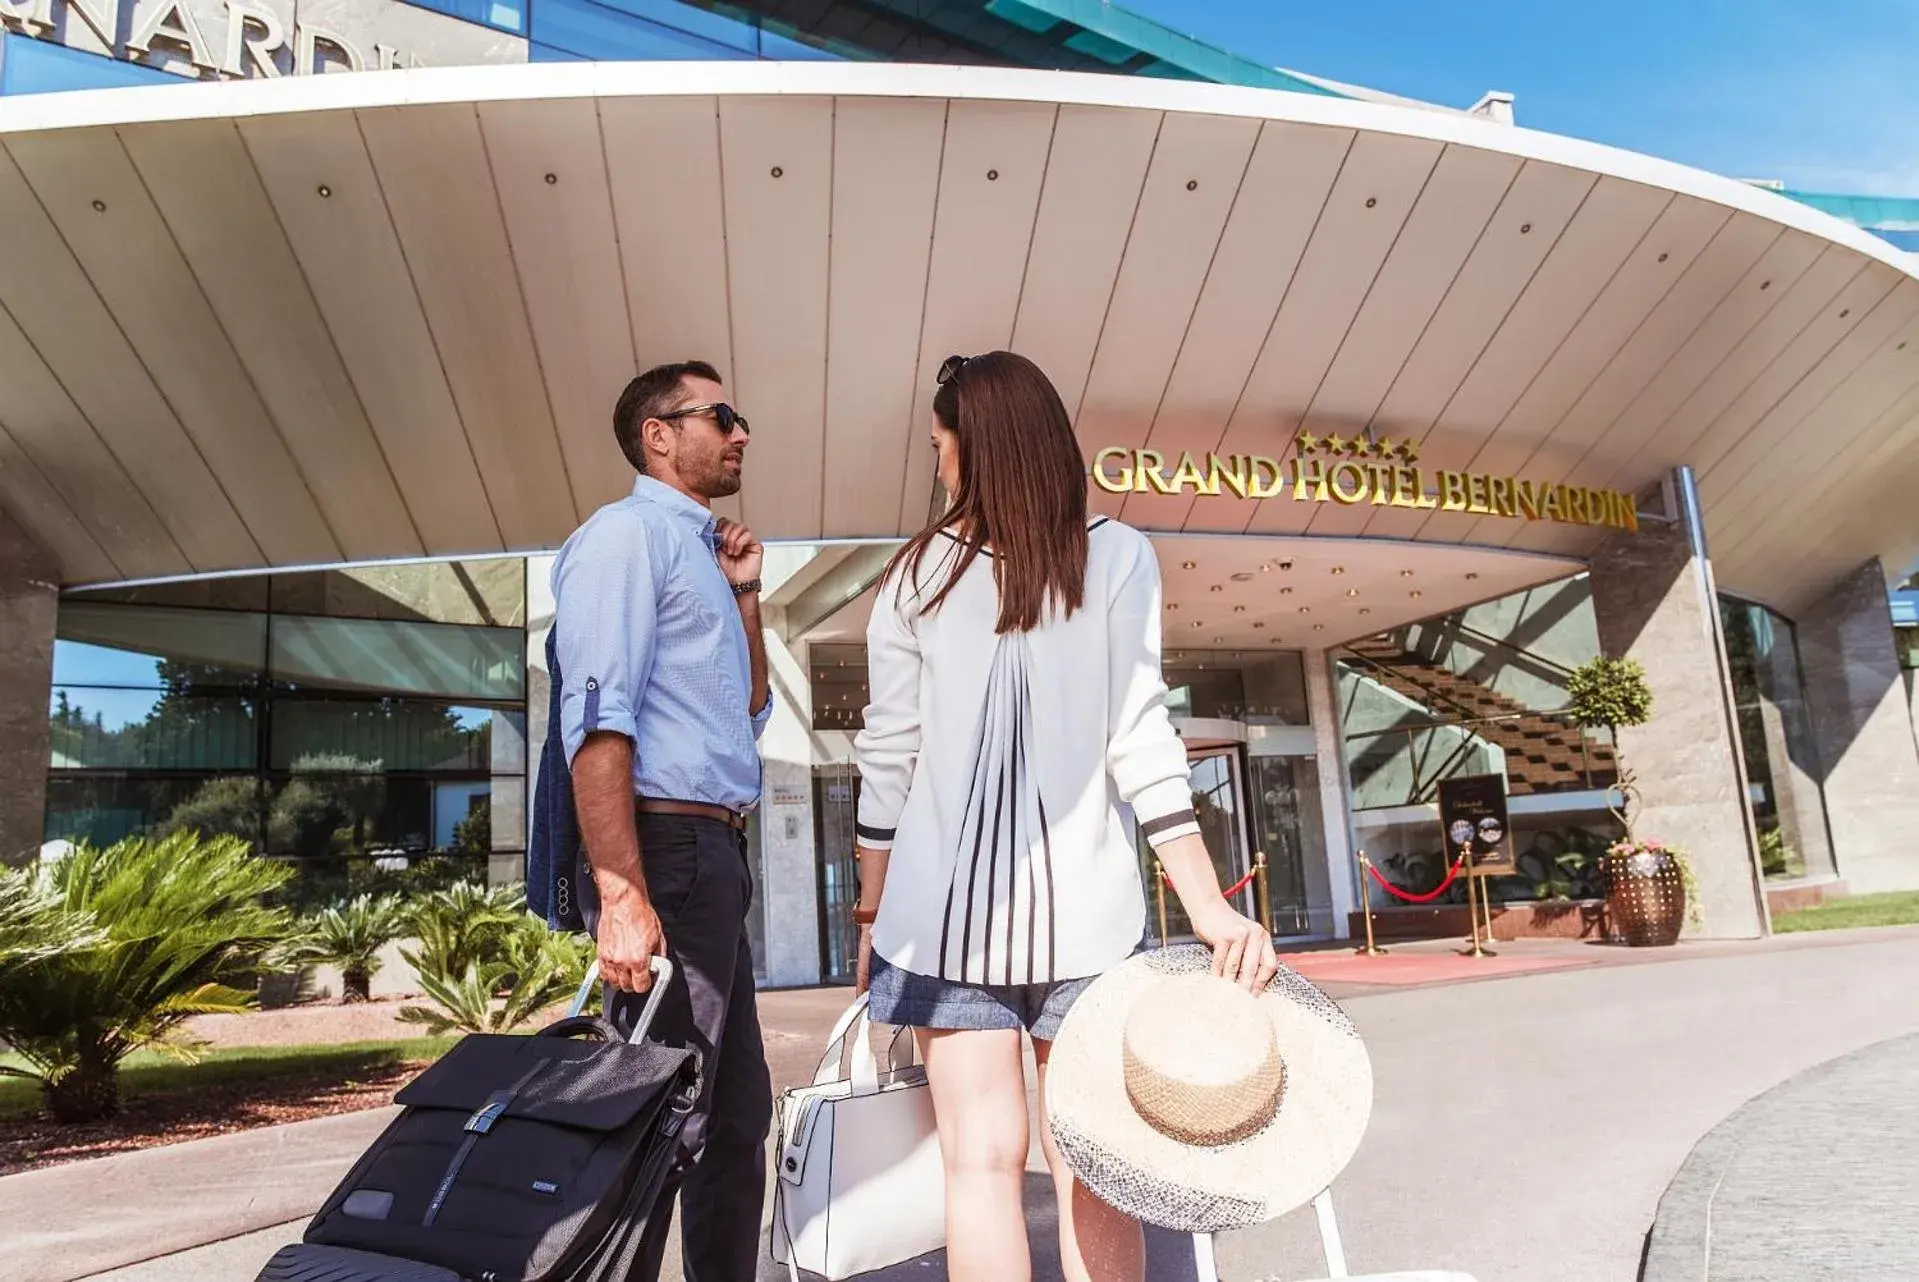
[635,798,749,832]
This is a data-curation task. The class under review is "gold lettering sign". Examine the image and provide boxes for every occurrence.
[1090,433,1639,534]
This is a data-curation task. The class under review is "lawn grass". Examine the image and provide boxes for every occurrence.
[0,1036,460,1122]
[1772,890,1919,934]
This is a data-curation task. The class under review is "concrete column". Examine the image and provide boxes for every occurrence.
[0,509,56,868]
[1795,559,1919,894]
[1305,649,1358,939]
[1586,470,1767,938]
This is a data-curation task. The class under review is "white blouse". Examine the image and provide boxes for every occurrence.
[855,517,1199,986]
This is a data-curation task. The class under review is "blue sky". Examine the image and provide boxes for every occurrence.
[1125,0,1919,197]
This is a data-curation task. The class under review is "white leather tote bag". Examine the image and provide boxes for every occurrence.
[770,994,945,1280]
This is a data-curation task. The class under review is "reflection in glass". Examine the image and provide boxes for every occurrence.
[270,615,524,701]
[270,701,515,773]
[259,774,492,861]
[46,774,262,850]
[53,603,266,688]
[1138,753,1252,943]
[1720,599,1834,881]
[48,687,257,771]
[1245,753,1328,936]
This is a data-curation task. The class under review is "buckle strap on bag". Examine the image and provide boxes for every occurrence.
[423,1059,550,1227]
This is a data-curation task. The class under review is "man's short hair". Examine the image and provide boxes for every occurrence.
[613,360,723,474]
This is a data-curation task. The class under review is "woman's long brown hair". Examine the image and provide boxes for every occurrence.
[887,351,1089,634]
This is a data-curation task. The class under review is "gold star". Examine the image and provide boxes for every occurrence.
[1323,432,1348,457]
[1346,435,1372,458]
[1397,438,1422,465]
[1371,435,1397,460]
[1295,430,1322,456]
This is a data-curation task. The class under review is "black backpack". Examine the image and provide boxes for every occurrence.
[259,962,695,1282]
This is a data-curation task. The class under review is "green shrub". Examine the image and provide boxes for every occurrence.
[405,881,526,982]
[1566,656,1654,737]
[277,894,409,1002]
[398,917,593,1036]
[0,833,293,1123]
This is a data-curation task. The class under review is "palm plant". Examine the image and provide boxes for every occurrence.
[398,917,593,1036]
[0,868,104,983]
[278,894,409,1002]
[0,833,293,1123]
[405,880,526,982]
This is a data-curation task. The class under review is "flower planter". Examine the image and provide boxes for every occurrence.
[1604,848,1687,946]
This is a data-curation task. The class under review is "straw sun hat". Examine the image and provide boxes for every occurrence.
[1043,944,1373,1234]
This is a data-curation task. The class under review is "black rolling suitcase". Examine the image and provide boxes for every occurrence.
[257,958,695,1282]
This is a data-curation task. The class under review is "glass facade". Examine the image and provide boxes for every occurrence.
[1720,597,1836,882]
[47,561,528,912]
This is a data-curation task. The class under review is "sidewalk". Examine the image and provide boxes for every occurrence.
[7,926,1915,1281]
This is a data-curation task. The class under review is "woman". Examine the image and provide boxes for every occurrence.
[851,351,1278,1282]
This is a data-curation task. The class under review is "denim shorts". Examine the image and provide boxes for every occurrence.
[866,952,1098,1041]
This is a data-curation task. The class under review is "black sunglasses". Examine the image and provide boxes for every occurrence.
[936,354,972,386]
[657,402,751,437]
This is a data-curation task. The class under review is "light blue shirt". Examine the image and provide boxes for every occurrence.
[552,475,771,812]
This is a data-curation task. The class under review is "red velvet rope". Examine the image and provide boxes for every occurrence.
[1160,868,1259,897]
[1365,856,1467,904]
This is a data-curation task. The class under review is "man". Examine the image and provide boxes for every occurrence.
[551,360,772,1282]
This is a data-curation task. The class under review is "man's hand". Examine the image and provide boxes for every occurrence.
[597,884,667,994]
[714,517,763,587]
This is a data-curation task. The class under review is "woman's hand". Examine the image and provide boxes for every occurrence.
[1187,899,1279,994]
[855,925,874,995]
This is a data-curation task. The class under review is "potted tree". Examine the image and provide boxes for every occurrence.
[1566,656,1697,946]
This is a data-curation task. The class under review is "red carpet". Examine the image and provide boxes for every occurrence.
[1277,949,1592,987]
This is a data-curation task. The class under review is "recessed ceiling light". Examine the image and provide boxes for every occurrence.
[1345,588,1360,597]
[1190,621,1204,628]
[1313,624,1325,631]
[1210,585,1224,593]
[1280,587,1294,596]
[1167,602,1179,610]
[1410,590,1423,599]
[1278,560,1293,571]
[1233,606,1247,614]
[1359,608,1372,616]
[1213,636,1224,643]
[1298,606,1311,614]
[1400,570,1415,577]
[1252,622,1266,630]
[1181,560,1197,570]
[1465,572,1479,581]
[1330,566,1346,575]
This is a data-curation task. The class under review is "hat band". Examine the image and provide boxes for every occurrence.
[1121,1049,1285,1147]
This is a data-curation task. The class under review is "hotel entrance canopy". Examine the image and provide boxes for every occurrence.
[1,61,1916,623]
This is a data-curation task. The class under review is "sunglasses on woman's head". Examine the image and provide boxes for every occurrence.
[656,402,751,437]
[936,354,972,386]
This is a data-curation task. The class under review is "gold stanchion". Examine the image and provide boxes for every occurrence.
[1352,848,1386,956]
[1153,858,1169,947]
[1480,867,1497,942]
[1254,851,1272,935]
[1460,841,1496,958]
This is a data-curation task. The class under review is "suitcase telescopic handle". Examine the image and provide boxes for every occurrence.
[567,956,677,1046]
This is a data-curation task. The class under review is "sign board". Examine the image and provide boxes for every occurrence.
[0,0,526,82]
[1091,433,1640,534]
[770,784,807,809]
[1436,773,1513,874]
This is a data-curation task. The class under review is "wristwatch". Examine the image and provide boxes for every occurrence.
[731,577,762,597]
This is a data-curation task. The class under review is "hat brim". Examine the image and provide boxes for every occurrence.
[1043,944,1372,1233]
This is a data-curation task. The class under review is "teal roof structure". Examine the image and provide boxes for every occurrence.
[1780,190,1919,252]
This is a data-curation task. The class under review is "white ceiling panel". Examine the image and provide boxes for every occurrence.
[820,97,944,538]
[118,118,422,564]
[1229,130,1445,536]
[0,427,115,583]
[1698,279,1919,508]
[717,95,834,537]
[0,143,255,572]
[1350,159,1598,543]
[1119,121,1352,533]
[481,97,638,523]
[1410,177,1671,545]
[0,299,182,578]
[359,103,578,549]
[1492,211,1786,557]
[1457,195,1728,549]
[898,98,1058,534]
[240,110,501,557]
[1011,104,1162,425]
[1077,111,1261,520]
[7,128,341,567]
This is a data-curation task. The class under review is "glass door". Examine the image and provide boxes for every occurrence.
[1245,748,1332,938]
[1138,749,1257,944]
[814,766,860,985]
